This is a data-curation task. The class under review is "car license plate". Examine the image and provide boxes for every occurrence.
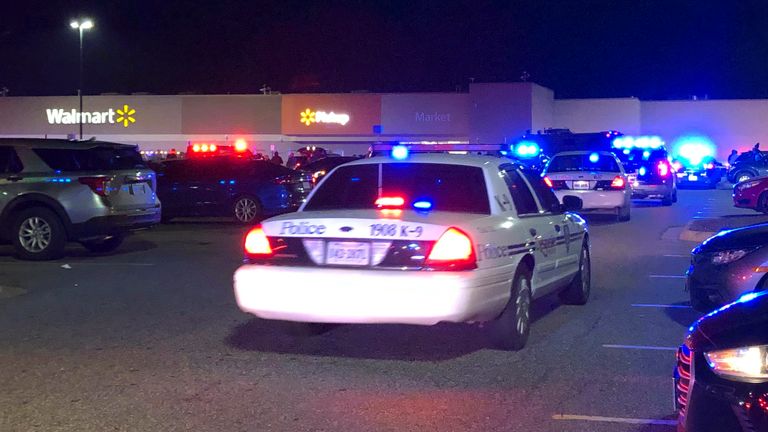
[573,180,590,190]
[688,174,698,181]
[326,242,370,266]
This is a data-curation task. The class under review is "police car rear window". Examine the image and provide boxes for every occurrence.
[304,163,490,214]
[547,154,619,173]
[34,146,147,172]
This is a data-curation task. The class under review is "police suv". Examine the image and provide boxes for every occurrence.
[233,145,590,350]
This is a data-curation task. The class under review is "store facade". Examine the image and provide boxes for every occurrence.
[1,83,767,159]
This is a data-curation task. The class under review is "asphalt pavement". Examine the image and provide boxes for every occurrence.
[0,189,751,432]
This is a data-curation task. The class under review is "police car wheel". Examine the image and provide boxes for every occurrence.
[489,267,532,351]
[12,207,67,261]
[661,193,673,206]
[559,242,591,305]
[617,205,631,222]
[233,196,261,224]
[80,235,125,254]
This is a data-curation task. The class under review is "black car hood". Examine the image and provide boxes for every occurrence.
[698,223,768,252]
[687,290,768,352]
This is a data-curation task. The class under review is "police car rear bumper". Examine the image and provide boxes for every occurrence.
[554,190,627,210]
[233,265,511,325]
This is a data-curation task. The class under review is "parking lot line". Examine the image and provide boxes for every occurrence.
[631,303,692,309]
[649,275,686,279]
[662,254,688,258]
[602,344,677,351]
[552,414,676,426]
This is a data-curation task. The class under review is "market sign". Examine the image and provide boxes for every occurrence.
[45,104,137,127]
[299,108,350,126]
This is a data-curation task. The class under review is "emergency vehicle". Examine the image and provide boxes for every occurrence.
[233,144,590,350]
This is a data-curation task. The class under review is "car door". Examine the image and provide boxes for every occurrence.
[499,165,560,295]
[520,169,581,280]
[0,145,24,214]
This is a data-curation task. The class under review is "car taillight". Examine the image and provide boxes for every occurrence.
[658,161,670,177]
[543,176,554,188]
[610,176,626,189]
[78,176,112,196]
[375,196,405,208]
[425,227,476,270]
[244,226,272,255]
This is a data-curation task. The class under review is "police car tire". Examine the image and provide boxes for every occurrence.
[80,235,125,254]
[559,242,591,305]
[661,193,673,206]
[11,207,67,261]
[617,205,631,222]
[489,267,532,351]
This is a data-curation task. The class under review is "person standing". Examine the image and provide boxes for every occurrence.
[270,151,284,165]
[727,149,739,165]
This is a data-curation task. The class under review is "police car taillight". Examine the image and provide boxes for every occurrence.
[375,196,405,208]
[610,176,626,189]
[425,227,476,270]
[657,161,670,177]
[244,226,273,255]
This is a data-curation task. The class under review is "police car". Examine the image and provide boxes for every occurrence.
[233,145,590,350]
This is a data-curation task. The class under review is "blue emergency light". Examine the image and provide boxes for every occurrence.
[391,145,409,160]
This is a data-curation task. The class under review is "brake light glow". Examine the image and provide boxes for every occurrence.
[426,228,476,267]
[610,176,625,189]
[244,227,272,255]
[192,144,201,152]
[78,176,112,196]
[543,176,554,188]
[658,161,670,177]
[375,196,405,208]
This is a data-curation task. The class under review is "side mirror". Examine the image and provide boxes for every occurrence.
[561,195,583,212]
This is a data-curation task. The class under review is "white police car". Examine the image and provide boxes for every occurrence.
[233,145,590,350]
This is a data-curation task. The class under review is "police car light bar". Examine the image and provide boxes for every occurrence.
[371,143,505,157]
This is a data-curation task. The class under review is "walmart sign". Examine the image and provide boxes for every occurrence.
[45,105,136,127]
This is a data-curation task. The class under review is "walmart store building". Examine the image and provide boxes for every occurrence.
[2,82,768,159]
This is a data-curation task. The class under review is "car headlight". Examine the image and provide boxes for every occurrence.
[705,345,768,381]
[711,249,750,265]
[738,180,762,189]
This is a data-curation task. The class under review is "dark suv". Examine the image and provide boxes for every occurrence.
[728,151,768,184]
[156,157,312,223]
[0,138,161,260]
[615,147,677,205]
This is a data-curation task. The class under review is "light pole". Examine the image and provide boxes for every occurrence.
[70,19,94,140]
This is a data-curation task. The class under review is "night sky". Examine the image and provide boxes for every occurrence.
[2,0,767,99]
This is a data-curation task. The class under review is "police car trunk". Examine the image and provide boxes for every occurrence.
[233,155,510,325]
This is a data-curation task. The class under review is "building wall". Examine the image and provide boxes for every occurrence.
[641,100,768,159]
[553,98,641,134]
[280,94,382,136]
[180,95,281,134]
[469,83,533,144]
[531,84,555,131]
[380,93,469,136]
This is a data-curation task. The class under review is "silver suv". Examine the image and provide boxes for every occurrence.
[0,139,161,260]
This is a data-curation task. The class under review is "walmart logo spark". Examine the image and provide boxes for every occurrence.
[300,108,316,126]
[115,105,136,127]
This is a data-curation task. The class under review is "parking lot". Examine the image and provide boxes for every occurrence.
[0,188,762,432]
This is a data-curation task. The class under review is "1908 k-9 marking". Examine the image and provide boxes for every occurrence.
[369,223,424,238]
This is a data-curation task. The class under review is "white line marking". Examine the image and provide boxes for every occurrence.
[663,254,688,258]
[603,344,677,351]
[649,275,686,279]
[631,304,692,309]
[552,414,676,426]
[0,262,155,267]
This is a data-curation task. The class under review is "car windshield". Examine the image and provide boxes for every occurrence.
[304,162,490,214]
[547,154,620,172]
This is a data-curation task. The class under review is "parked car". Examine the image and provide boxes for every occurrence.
[673,156,725,189]
[299,156,361,183]
[543,151,632,221]
[156,157,312,223]
[615,146,677,204]
[286,146,329,170]
[674,290,768,432]
[0,138,161,260]
[687,222,768,312]
[733,177,768,213]
[728,151,768,184]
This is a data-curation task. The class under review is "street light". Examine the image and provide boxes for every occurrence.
[70,19,94,139]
